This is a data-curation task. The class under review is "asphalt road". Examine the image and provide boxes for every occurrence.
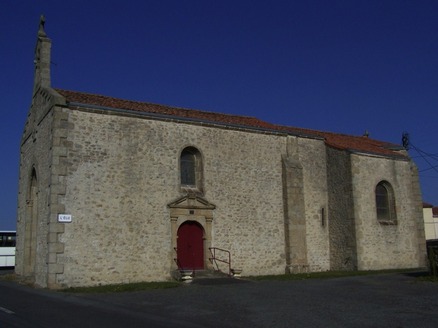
[1,271,437,327]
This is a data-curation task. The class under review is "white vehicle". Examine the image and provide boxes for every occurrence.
[0,231,16,267]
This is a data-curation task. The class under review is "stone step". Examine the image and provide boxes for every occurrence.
[192,270,230,279]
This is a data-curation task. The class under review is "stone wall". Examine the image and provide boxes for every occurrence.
[326,147,357,270]
[18,93,426,288]
[57,107,289,287]
[282,136,308,273]
[282,135,331,273]
[351,154,426,270]
[299,138,330,272]
[16,88,54,287]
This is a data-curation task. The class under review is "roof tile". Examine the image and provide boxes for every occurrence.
[55,88,407,159]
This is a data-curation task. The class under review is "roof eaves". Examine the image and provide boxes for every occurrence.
[381,143,405,151]
[59,91,408,160]
[283,130,325,141]
[347,149,409,161]
[68,101,289,136]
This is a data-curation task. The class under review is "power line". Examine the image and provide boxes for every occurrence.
[419,174,438,179]
[411,152,438,160]
[420,165,438,173]
[409,143,438,174]
[411,145,438,160]
[402,132,438,175]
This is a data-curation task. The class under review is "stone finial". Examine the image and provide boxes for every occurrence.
[33,14,52,92]
[38,15,46,36]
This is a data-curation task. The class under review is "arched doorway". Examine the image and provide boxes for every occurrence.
[177,221,204,270]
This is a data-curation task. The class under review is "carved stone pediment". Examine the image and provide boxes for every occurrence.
[168,194,216,272]
[168,194,216,210]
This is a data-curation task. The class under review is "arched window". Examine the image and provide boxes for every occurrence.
[180,147,203,192]
[375,181,397,224]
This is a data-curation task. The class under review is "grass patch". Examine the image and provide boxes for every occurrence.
[0,272,17,281]
[417,275,438,283]
[62,281,181,293]
[248,269,422,281]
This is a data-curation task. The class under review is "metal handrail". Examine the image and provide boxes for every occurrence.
[209,247,231,276]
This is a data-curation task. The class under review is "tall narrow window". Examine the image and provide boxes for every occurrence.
[180,147,203,192]
[375,181,397,224]
[181,149,196,186]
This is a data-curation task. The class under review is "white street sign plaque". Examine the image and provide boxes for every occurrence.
[58,214,72,223]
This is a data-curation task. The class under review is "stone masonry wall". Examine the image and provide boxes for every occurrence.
[20,97,425,288]
[282,136,308,273]
[204,125,286,277]
[351,154,425,270]
[16,88,54,287]
[282,136,330,274]
[20,98,425,288]
[299,138,330,272]
[326,147,357,271]
[57,108,289,287]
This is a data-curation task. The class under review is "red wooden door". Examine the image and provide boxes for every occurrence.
[177,221,204,270]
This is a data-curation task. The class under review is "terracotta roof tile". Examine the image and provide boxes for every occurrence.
[55,89,407,159]
[55,89,277,130]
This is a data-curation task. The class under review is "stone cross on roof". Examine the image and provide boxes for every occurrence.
[38,15,46,37]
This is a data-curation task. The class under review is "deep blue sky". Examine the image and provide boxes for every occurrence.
[1,1,437,230]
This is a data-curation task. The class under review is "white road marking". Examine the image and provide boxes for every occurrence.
[0,306,15,314]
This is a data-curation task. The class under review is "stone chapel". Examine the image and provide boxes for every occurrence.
[16,19,426,288]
